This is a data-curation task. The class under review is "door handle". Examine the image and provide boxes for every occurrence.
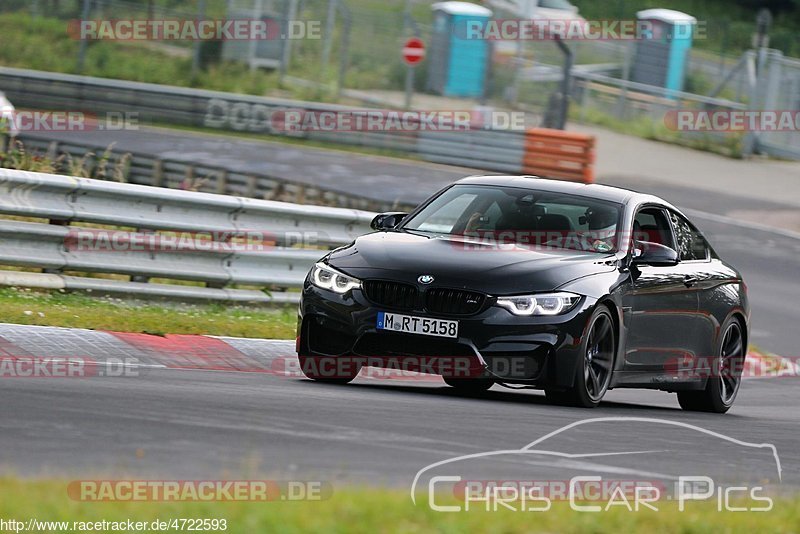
[683,275,698,287]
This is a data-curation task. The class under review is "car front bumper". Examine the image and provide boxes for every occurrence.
[297,281,599,388]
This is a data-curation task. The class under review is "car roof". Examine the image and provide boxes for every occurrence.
[455,175,674,209]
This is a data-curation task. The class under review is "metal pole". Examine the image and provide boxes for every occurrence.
[614,40,631,119]
[744,9,773,157]
[718,20,729,76]
[76,0,92,72]
[511,0,538,107]
[554,35,573,130]
[280,0,299,80]
[248,0,263,72]
[404,66,415,110]
[191,0,207,78]
[320,0,337,78]
[403,0,415,110]
[754,8,772,77]
[336,3,351,99]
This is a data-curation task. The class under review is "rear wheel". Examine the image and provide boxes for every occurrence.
[297,354,360,384]
[443,376,494,393]
[546,306,615,408]
[677,318,744,413]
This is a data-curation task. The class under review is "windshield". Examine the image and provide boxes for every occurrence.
[402,184,622,253]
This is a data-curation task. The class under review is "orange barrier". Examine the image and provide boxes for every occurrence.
[522,128,596,183]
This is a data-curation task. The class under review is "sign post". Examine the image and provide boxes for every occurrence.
[402,37,426,109]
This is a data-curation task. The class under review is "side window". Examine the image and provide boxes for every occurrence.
[633,208,674,249]
[669,211,710,261]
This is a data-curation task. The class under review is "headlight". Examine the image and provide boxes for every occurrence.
[495,292,580,316]
[310,262,361,294]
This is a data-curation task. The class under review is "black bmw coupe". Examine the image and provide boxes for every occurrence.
[297,176,749,412]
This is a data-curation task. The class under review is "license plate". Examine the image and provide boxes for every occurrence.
[376,312,458,339]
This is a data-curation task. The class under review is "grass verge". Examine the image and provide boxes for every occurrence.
[0,478,797,533]
[571,106,745,158]
[0,287,296,339]
[163,123,424,162]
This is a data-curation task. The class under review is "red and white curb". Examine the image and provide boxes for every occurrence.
[743,348,799,379]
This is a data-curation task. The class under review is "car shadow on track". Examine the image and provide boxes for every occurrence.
[301,378,686,413]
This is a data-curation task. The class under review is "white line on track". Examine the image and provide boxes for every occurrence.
[63,358,167,370]
[682,207,800,240]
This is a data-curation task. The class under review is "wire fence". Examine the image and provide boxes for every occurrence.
[2,1,791,98]
[754,53,800,160]
[1,0,798,159]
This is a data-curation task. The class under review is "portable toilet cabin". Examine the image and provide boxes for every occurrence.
[630,9,696,94]
[427,1,493,98]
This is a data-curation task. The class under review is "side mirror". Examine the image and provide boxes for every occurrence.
[370,212,408,231]
[631,241,680,267]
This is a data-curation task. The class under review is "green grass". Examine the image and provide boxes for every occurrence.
[0,287,296,338]
[0,478,797,533]
[0,12,282,96]
[571,106,745,158]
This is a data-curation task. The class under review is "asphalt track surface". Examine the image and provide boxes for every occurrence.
[3,128,799,498]
[0,335,795,492]
[23,128,471,205]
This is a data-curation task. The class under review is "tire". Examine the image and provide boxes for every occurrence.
[677,318,745,414]
[297,354,360,384]
[546,306,616,408]
[443,376,494,393]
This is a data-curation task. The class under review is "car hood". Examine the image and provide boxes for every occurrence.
[327,231,617,295]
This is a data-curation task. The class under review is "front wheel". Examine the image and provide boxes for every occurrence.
[546,306,616,408]
[677,318,745,414]
[297,354,360,384]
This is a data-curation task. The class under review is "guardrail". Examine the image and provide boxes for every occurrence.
[0,67,598,183]
[0,169,376,304]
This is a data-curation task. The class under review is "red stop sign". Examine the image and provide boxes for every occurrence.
[402,37,426,66]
